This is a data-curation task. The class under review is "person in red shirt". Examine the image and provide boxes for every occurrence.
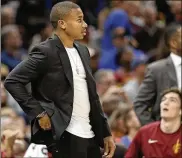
[125,88,182,158]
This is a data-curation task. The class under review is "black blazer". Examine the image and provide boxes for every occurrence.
[4,34,111,148]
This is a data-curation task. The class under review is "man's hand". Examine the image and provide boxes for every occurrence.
[38,113,51,130]
[103,136,116,158]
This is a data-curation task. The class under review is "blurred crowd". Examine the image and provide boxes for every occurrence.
[1,0,181,157]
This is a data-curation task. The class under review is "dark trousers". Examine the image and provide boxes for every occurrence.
[47,131,102,158]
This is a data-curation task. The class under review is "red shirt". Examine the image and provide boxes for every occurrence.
[125,121,182,158]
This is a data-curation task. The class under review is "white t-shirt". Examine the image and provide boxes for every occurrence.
[65,47,95,138]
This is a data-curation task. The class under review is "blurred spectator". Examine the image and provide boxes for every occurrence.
[1,64,9,81]
[1,24,27,71]
[15,0,49,41]
[134,6,164,53]
[120,108,141,149]
[1,129,19,157]
[1,5,15,27]
[1,83,26,135]
[99,28,147,71]
[1,128,28,158]
[101,0,131,51]
[94,69,116,99]
[125,88,182,158]
[134,24,181,125]
[90,51,100,74]
[122,1,144,34]
[94,69,131,105]
[99,30,126,70]
[102,96,121,118]
[115,46,134,84]
[122,61,147,103]
[29,22,53,51]
[108,103,132,143]
[170,1,182,24]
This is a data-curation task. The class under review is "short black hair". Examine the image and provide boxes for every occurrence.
[50,1,80,29]
[164,23,181,47]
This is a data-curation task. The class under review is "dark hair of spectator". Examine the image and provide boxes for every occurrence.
[164,23,181,48]
[50,1,80,29]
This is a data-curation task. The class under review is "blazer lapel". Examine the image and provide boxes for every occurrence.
[52,34,73,88]
[166,56,178,87]
[74,43,93,80]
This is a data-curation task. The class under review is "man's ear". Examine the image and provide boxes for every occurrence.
[58,20,66,30]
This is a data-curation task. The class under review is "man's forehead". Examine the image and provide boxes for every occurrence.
[164,92,179,99]
[69,8,83,17]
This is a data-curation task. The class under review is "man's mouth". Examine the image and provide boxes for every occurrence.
[82,30,86,34]
[163,108,169,111]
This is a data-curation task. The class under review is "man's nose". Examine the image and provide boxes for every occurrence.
[83,21,88,28]
[164,100,169,105]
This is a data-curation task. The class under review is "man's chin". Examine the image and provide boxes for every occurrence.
[75,36,84,41]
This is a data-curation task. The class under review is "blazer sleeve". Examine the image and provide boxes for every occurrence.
[85,46,111,138]
[134,65,157,126]
[4,45,48,121]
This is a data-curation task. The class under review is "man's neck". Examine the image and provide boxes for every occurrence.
[160,118,181,134]
[54,30,74,48]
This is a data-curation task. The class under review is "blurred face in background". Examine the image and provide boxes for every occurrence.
[41,23,53,40]
[112,29,127,49]
[125,110,141,130]
[143,8,157,27]
[123,1,141,17]
[160,92,181,121]
[97,72,116,96]
[135,63,147,79]
[118,48,133,71]
[170,1,182,22]
[169,27,182,56]
[4,30,22,50]
[1,7,15,27]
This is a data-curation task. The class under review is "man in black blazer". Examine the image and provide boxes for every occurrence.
[134,24,181,126]
[4,1,115,158]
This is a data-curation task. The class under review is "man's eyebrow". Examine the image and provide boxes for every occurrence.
[169,97,178,101]
[77,15,83,18]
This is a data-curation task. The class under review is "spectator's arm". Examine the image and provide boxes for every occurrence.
[4,46,48,121]
[134,66,156,126]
